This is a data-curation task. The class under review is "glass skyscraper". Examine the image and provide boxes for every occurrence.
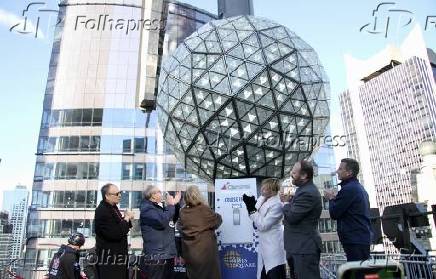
[25,1,216,277]
[2,185,29,266]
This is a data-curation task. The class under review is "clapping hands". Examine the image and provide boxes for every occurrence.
[124,210,134,221]
[323,188,338,200]
[166,191,182,206]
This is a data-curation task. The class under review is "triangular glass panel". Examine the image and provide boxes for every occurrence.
[255,106,273,126]
[261,26,288,40]
[291,87,305,101]
[227,45,245,60]
[197,107,214,125]
[257,90,276,110]
[184,35,203,51]
[313,100,329,117]
[245,62,264,80]
[230,63,249,80]
[236,101,254,119]
[241,33,260,48]
[259,33,276,49]
[231,17,254,31]
[253,71,270,87]
[210,58,227,74]
[213,76,232,96]
[230,76,246,93]
[248,17,279,30]
[235,30,253,41]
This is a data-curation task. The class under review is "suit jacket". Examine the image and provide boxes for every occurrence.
[95,200,131,254]
[94,201,131,279]
[283,180,322,255]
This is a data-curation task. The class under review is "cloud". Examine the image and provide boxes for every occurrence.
[0,8,45,39]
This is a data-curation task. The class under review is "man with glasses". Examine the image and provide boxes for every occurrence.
[140,185,181,279]
[95,183,134,279]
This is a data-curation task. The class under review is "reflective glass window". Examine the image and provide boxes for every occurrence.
[86,191,97,208]
[134,138,145,153]
[90,136,100,151]
[134,163,145,180]
[76,191,86,207]
[146,162,156,179]
[66,163,78,179]
[119,191,129,209]
[55,162,67,179]
[64,191,75,208]
[146,137,156,153]
[80,136,90,151]
[53,192,64,207]
[69,136,80,151]
[122,163,132,180]
[131,191,143,208]
[123,139,132,153]
[82,109,92,125]
[92,109,103,126]
[61,220,73,236]
[88,163,99,179]
[164,164,176,178]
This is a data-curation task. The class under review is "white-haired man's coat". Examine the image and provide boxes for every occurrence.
[249,194,286,278]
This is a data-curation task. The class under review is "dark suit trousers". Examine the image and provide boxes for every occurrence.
[287,253,320,279]
[261,264,286,279]
[343,244,370,261]
[147,259,175,279]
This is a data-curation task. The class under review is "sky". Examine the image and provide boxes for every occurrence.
[0,0,435,207]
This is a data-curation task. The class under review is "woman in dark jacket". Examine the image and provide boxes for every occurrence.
[179,186,222,279]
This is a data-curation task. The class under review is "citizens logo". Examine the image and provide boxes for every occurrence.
[221,183,250,191]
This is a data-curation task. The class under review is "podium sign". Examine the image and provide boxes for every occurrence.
[215,178,258,279]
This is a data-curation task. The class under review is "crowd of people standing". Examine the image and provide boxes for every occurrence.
[47,158,372,279]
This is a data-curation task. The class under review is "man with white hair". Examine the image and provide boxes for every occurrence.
[140,185,181,279]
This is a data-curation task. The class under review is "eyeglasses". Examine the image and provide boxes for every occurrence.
[108,191,122,196]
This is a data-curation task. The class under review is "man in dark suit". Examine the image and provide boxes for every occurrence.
[95,183,134,279]
[283,160,322,279]
[324,158,372,261]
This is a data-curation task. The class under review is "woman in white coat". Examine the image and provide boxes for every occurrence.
[242,178,287,279]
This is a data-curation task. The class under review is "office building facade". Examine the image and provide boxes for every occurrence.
[0,211,13,277]
[339,26,436,251]
[25,0,216,277]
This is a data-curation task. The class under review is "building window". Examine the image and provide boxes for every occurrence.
[119,192,129,208]
[164,164,176,179]
[134,163,145,180]
[146,163,156,180]
[123,139,132,153]
[134,138,145,153]
[131,191,143,208]
[122,163,132,180]
[146,137,156,153]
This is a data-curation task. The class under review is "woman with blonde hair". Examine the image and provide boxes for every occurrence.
[179,186,222,279]
[243,178,286,279]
